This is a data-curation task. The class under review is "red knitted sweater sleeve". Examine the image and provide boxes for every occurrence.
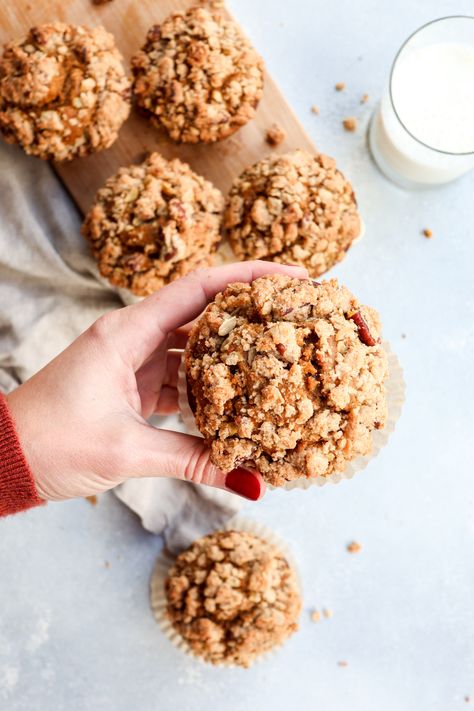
[0,393,45,517]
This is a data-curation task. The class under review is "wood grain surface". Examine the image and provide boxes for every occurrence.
[0,0,316,215]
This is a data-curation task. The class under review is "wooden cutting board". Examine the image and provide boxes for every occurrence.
[0,0,317,215]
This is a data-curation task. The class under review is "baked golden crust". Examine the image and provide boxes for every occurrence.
[185,275,388,487]
[225,150,361,277]
[131,6,264,144]
[165,530,301,667]
[82,152,224,296]
[0,23,130,161]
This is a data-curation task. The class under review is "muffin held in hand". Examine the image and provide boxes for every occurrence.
[0,23,130,161]
[225,150,361,277]
[82,152,224,296]
[185,275,388,487]
[131,5,264,143]
[165,530,301,667]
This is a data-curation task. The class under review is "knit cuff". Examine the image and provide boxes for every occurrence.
[0,393,45,517]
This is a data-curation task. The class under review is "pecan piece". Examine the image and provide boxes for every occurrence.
[347,310,379,347]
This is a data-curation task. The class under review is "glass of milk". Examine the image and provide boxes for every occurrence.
[369,16,474,188]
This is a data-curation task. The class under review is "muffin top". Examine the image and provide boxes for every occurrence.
[185,275,388,487]
[82,152,224,296]
[131,5,264,143]
[165,529,301,667]
[224,150,361,277]
[0,23,130,161]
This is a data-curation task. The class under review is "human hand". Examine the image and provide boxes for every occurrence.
[6,261,307,503]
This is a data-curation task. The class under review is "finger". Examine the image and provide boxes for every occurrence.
[124,423,266,501]
[123,261,308,367]
[154,386,179,415]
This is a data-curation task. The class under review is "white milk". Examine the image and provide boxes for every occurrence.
[370,40,474,187]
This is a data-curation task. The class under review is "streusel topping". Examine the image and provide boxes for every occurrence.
[0,23,130,161]
[131,6,264,143]
[165,530,301,667]
[225,150,361,277]
[82,152,224,296]
[186,275,388,486]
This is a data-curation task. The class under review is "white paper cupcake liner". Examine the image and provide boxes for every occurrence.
[150,516,302,668]
[178,342,405,491]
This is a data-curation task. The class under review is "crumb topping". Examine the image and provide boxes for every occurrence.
[343,116,357,132]
[132,6,264,143]
[265,123,286,147]
[224,149,361,278]
[0,23,130,160]
[82,152,224,296]
[165,530,301,667]
[186,275,388,486]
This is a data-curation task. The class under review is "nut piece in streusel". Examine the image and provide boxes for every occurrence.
[131,5,264,143]
[82,152,224,296]
[224,149,361,277]
[165,530,301,667]
[0,23,131,161]
[185,275,388,487]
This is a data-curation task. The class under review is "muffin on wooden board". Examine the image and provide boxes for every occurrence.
[185,274,388,487]
[82,152,224,297]
[165,529,301,668]
[0,23,130,161]
[225,150,361,277]
[131,5,264,143]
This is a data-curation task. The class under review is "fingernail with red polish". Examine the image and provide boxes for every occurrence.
[225,468,261,501]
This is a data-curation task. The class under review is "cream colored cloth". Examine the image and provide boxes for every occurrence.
[0,141,241,552]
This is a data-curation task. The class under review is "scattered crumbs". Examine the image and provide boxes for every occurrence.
[347,541,362,554]
[310,610,321,623]
[323,608,333,619]
[337,660,348,667]
[311,105,320,115]
[335,82,346,91]
[265,124,286,147]
[343,117,358,132]
[465,696,471,704]
[104,561,110,569]
[422,228,433,238]
[361,93,369,103]
[86,495,98,506]
[401,333,406,339]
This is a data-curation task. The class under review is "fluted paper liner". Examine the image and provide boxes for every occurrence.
[150,517,302,668]
[178,342,405,491]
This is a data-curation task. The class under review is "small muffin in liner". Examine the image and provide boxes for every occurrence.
[150,517,302,668]
[177,275,405,491]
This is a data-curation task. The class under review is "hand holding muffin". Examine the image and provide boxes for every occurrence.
[5,263,307,503]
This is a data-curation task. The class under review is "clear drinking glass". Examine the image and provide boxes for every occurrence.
[369,16,474,188]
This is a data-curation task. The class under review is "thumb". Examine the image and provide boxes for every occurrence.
[126,423,265,501]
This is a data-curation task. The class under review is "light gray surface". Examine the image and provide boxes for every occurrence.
[1,0,474,709]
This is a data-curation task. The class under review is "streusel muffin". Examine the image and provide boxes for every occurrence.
[185,275,388,487]
[165,530,301,667]
[225,150,361,277]
[131,5,264,143]
[82,152,224,296]
[0,23,130,161]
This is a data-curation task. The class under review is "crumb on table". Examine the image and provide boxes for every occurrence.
[347,541,362,554]
[361,93,369,103]
[338,660,348,667]
[311,105,320,115]
[310,610,321,623]
[266,124,286,147]
[423,228,433,238]
[86,495,98,506]
[335,82,346,91]
[343,117,358,132]
[323,608,333,619]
